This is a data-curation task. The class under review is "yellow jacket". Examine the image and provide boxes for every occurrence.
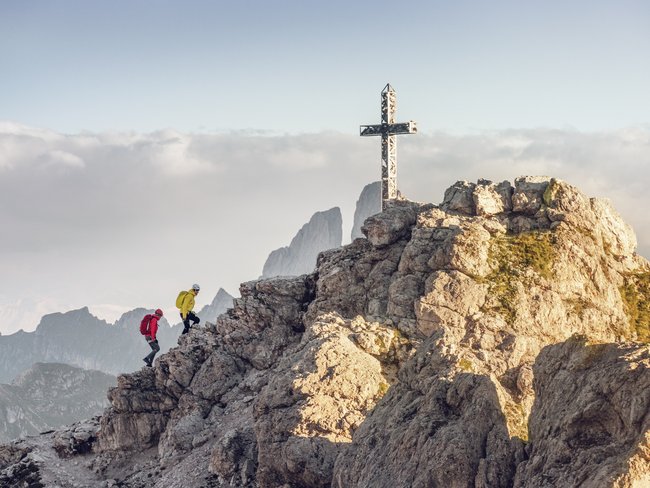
[180,289,197,319]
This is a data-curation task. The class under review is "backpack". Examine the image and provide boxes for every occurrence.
[175,290,188,309]
[140,314,152,335]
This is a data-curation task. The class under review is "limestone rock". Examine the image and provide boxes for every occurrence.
[514,337,650,487]
[441,180,476,215]
[473,179,513,216]
[254,313,397,487]
[53,418,101,458]
[361,200,420,247]
[512,175,550,215]
[332,333,526,488]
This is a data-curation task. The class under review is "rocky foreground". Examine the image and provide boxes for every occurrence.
[1,176,649,487]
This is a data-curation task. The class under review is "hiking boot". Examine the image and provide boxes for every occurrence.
[143,358,152,367]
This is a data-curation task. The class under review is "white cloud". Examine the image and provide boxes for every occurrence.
[0,122,648,334]
[47,150,85,168]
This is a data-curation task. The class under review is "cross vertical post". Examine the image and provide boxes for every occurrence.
[360,84,417,211]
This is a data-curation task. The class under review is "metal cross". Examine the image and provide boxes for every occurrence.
[360,83,417,211]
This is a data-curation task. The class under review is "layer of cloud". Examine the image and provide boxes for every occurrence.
[0,123,648,334]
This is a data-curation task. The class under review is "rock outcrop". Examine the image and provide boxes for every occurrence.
[262,207,343,278]
[513,337,650,487]
[1,176,649,487]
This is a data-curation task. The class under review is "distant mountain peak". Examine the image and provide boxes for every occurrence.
[262,206,343,278]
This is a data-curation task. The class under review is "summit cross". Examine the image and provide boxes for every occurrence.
[360,83,417,211]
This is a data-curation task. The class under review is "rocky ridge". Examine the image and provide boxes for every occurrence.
[1,176,649,487]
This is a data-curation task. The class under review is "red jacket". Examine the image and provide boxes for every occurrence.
[148,315,159,341]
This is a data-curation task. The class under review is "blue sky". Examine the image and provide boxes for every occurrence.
[2,0,649,133]
[1,1,649,334]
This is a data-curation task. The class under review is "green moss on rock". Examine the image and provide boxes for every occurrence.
[619,272,650,342]
[377,381,389,397]
[542,178,559,206]
[503,401,528,442]
[482,231,557,324]
[458,358,473,372]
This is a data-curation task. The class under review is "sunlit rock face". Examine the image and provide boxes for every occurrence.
[2,176,649,488]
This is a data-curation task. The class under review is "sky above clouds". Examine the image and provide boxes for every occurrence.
[0,1,649,334]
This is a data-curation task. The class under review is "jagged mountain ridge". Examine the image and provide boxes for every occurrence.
[262,182,382,279]
[262,207,343,278]
[196,288,235,325]
[0,289,234,383]
[0,363,115,442]
[351,181,381,241]
[1,176,649,487]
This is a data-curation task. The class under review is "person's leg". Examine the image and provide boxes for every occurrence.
[189,311,200,328]
[143,336,156,365]
[181,313,190,334]
[145,339,160,364]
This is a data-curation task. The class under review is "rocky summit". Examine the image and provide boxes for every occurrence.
[1,176,649,487]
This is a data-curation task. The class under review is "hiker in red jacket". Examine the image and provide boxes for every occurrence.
[141,309,163,367]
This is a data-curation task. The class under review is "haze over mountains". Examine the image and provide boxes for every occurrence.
[351,181,381,240]
[0,290,234,441]
[262,182,381,278]
[0,363,115,442]
[0,289,235,384]
[262,207,343,278]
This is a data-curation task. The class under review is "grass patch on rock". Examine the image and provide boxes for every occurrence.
[503,400,529,442]
[542,178,560,206]
[619,272,650,342]
[481,231,557,324]
[458,358,473,372]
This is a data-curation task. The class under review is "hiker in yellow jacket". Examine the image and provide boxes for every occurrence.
[179,283,201,335]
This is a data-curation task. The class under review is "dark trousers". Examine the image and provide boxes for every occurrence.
[181,311,200,334]
[144,336,160,364]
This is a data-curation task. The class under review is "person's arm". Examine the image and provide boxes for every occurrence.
[150,317,158,341]
[181,292,192,319]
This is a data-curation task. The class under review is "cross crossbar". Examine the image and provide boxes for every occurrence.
[360,121,417,136]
